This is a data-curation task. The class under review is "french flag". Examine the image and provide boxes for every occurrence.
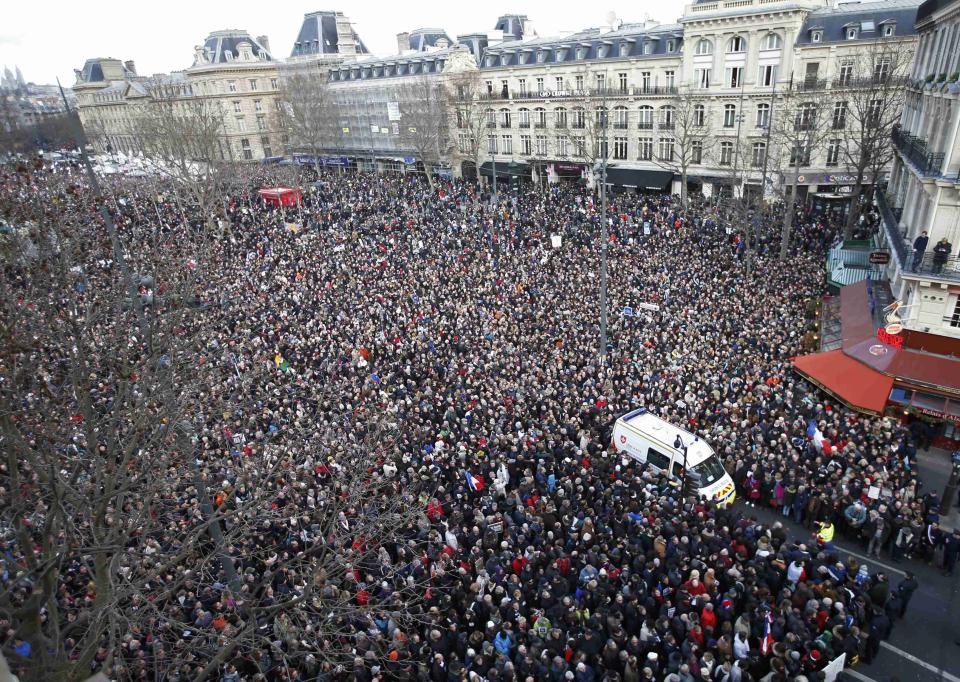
[760,611,774,656]
[465,470,485,491]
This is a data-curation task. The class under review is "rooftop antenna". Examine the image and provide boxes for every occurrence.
[605,11,623,30]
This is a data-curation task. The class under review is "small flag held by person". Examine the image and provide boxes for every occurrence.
[464,470,485,491]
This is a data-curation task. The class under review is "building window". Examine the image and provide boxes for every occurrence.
[233,100,242,113]
[638,106,654,129]
[619,72,628,92]
[257,115,267,131]
[518,78,527,94]
[724,104,737,128]
[728,35,746,53]
[883,23,896,37]
[270,77,278,89]
[694,104,706,127]
[950,296,960,327]
[613,136,628,160]
[558,137,568,156]
[660,106,675,129]
[501,135,513,154]
[534,108,547,128]
[795,103,817,130]
[832,101,847,129]
[555,76,564,91]
[535,135,548,155]
[691,140,703,164]
[720,141,734,165]
[695,68,711,89]
[241,138,252,160]
[759,64,777,86]
[536,77,544,92]
[254,99,263,113]
[555,107,568,128]
[640,71,651,92]
[620,42,631,57]
[613,106,628,129]
[572,107,586,129]
[236,116,245,132]
[665,70,675,88]
[727,67,744,88]
[518,108,530,128]
[790,144,810,166]
[638,137,653,160]
[595,73,606,90]
[838,61,854,86]
[756,103,770,128]
[521,134,532,155]
[486,80,493,94]
[458,133,469,153]
[500,109,511,128]
[576,47,588,60]
[261,136,272,157]
[573,136,586,157]
[575,75,584,91]
[762,33,783,50]
[811,30,823,43]
[667,39,676,52]
[695,39,713,55]
[658,138,675,162]
[751,142,766,167]
[249,79,258,91]
[874,57,891,83]
[228,80,237,92]
[643,42,653,55]
[826,138,842,166]
[488,135,498,154]
[868,98,882,125]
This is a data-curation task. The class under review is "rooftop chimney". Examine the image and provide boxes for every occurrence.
[257,35,271,53]
[124,60,136,75]
[397,32,410,53]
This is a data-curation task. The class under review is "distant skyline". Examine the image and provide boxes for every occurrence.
[1,0,690,86]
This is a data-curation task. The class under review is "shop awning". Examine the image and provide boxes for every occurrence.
[604,167,673,191]
[479,162,530,179]
[793,349,893,414]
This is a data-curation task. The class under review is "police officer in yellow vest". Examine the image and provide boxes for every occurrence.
[817,520,835,545]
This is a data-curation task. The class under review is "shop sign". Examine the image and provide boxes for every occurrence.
[876,327,904,348]
[869,251,891,265]
[795,172,874,185]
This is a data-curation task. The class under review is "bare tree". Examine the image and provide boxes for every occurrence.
[653,89,716,207]
[128,77,233,234]
[447,71,489,183]
[0,170,433,682]
[772,84,834,257]
[399,75,450,190]
[840,40,914,238]
[277,63,340,176]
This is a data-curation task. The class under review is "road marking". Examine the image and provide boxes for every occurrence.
[831,546,906,577]
[844,668,879,682]
[880,641,960,682]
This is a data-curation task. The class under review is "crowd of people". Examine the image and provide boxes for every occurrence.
[0,160,952,682]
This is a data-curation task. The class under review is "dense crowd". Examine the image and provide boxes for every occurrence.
[1,162,956,682]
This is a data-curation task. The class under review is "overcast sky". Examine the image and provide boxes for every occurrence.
[1,0,691,86]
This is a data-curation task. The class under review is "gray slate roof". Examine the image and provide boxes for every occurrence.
[797,0,922,44]
[291,11,369,58]
[202,31,273,63]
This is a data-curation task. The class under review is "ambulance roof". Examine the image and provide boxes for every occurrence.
[616,408,716,466]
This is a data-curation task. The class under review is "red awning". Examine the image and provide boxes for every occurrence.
[793,349,893,414]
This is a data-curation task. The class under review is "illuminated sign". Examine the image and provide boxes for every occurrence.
[876,327,904,349]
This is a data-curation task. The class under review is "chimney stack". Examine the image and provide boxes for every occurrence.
[397,32,410,53]
[124,60,136,75]
[257,35,271,53]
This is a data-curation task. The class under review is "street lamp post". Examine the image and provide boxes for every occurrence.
[599,111,609,364]
[491,152,498,201]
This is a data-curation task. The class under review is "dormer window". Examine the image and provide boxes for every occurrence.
[519,52,529,65]
[537,50,547,63]
[846,27,859,40]
[883,23,896,36]
[811,30,823,43]
[643,42,653,55]
[557,47,569,61]
[486,55,497,67]
[576,47,588,60]
[500,53,511,66]
[598,45,609,59]
[223,50,234,61]
[619,42,630,57]
[667,39,676,52]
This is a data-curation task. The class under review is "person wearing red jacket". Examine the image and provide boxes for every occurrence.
[701,603,718,634]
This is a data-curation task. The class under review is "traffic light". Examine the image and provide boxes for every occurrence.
[682,469,702,501]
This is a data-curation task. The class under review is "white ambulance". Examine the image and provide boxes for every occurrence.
[611,408,736,507]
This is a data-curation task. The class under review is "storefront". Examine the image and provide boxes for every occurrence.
[548,162,587,183]
[603,167,673,194]
[793,280,960,447]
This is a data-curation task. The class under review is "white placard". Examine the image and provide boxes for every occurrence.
[868,486,880,499]
[387,102,401,121]
[551,234,562,249]
[636,302,660,312]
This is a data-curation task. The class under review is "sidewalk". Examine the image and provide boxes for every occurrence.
[916,446,959,532]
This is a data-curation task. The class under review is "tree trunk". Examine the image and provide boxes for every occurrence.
[780,176,799,259]
[681,167,688,207]
[843,173,866,240]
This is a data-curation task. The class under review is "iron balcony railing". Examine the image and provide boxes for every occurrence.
[892,125,945,176]
[876,191,907,266]
[877,191,960,282]
[632,85,679,96]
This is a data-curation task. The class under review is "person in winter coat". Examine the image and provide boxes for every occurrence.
[733,631,751,661]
